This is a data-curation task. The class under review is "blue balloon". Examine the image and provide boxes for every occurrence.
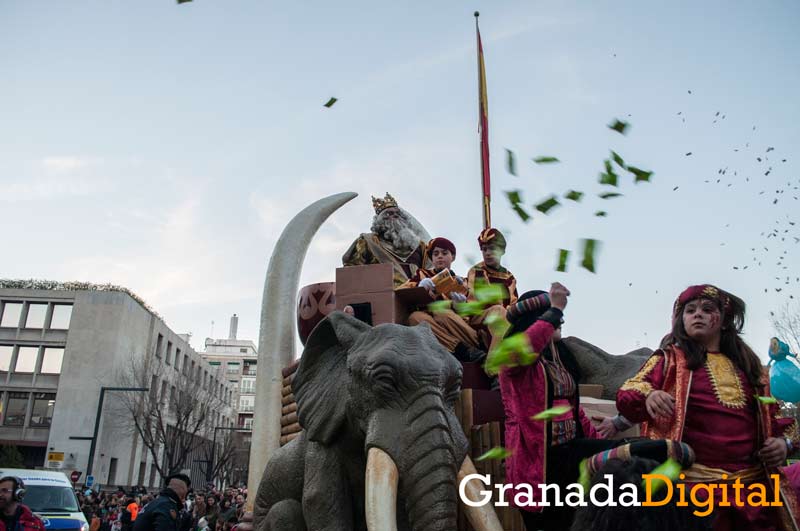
[769,338,800,403]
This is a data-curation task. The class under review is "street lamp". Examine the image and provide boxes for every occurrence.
[208,426,251,483]
[85,386,149,477]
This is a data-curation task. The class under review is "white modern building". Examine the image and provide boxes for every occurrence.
[201,314,257,433]
[0,281,236,489]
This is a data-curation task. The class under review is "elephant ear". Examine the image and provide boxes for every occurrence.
[293,311,371,444]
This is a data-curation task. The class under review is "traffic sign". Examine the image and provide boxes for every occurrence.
[86,475,94,487]
[70,471,81,483]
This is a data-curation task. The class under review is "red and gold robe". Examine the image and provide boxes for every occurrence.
[617,345,800,530]
[342,233,428,287]
[466,261,518,307]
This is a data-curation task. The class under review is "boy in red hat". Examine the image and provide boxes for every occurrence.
[401,237,485,362]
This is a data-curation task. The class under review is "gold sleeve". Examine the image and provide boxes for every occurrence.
[619,354,662,397]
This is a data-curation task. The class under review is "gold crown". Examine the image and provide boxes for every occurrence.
[372,193,399,214]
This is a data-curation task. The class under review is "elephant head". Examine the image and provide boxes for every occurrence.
[293,311,467,531]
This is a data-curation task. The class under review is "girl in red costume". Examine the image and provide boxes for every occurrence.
[617,284,800,530]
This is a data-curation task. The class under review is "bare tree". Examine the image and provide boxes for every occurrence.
[771,301,800,355]
[115,352,232,480]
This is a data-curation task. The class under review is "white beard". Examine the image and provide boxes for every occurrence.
[372,215,420,255]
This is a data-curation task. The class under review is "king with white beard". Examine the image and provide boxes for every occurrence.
[342,193,430,286]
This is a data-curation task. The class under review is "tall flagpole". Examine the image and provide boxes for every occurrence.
[475,12,491,230]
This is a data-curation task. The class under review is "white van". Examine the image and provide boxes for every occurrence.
[0,469,88,531]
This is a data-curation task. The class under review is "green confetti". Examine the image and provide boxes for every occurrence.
[484,333,538,375]
[476,446,513,461]
[578,459,591,491]
[531,405,571,421]
[505,189,523,205]
[564,190,584,202]
[533,156,560,164]
[535,195,561,215]
[454,301,486,317]
[580,238,599,273]
[506,149,517,176]
[556,249,570,272]
[595,211,608,217]
[599,192,623,199]
[628,166,654,183]
[177,0,192,3]
[427,301,451,315]
[599,160,619,186]
[608,118,630,135]
[483,311,511,338]
[475,282,506,305]
[323,97,338,108]
[643,458,682,493]
[512,203,531,223]
[610,150,626,169]
[755,394,778,405]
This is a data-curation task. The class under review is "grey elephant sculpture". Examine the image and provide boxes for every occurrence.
[253,311,502,531]
[562,336,653,400]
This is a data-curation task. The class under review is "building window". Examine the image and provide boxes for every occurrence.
[174,348,181,371]
[165,341,173,365]
[49,304,73,329]
[239,395,254,412]
[209,361,220,366]
[108,458,118,484]
[155,334,163,359]
[160,380,168,404]
[14,346,38,373]
[40,348,64,374]
[4,392,28,426]
[239,348,247,353]
[240,378,255,394]
[183,354,189,375]
[30,393,56,427]
[149,464,157,487]
[150,376,158,401]
[226,362,240,375]
[243,417,253,429]
[25,304,48,329]
[0,302,23,328]
[0,346,12,372]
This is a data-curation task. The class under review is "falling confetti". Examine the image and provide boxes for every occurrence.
[533,156,560,164]
[505,149,517,176]
[556,249,570,272]
[535,195,561,214]
[476,447,513,461]
[608,119,630,135]
[599,192,623,199]
[531,405,572,421]
[644,459,682,493]
[628,166,654,183]
[427,301,452,315]
[581,238,600,273]
[484,334,538,375]
[595,211,608,217]
[755,395,778,405]
[564,190,584,202]
[323,97,338,108]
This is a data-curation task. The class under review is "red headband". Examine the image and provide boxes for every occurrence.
[427,237,456,257]
[673,284,731,317]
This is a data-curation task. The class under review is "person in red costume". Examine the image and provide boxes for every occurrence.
[500,283,624,530]
[617,284,800,530]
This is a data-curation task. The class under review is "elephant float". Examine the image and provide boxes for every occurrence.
[243,192,655,530]
[253,311,499,531]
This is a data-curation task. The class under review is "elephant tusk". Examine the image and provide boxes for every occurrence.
[365,447,399,531]
[458,456,504,531]
[245,191,358,511]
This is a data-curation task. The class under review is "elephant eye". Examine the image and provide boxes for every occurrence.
[372,370,397,392]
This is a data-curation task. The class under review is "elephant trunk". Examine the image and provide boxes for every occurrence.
[401,392,459,531]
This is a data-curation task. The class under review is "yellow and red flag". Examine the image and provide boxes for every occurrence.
[475,13,491,229]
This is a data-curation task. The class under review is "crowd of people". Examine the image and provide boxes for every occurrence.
[74,478,248,531]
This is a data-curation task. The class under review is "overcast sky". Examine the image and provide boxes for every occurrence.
[2,1,798,362]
